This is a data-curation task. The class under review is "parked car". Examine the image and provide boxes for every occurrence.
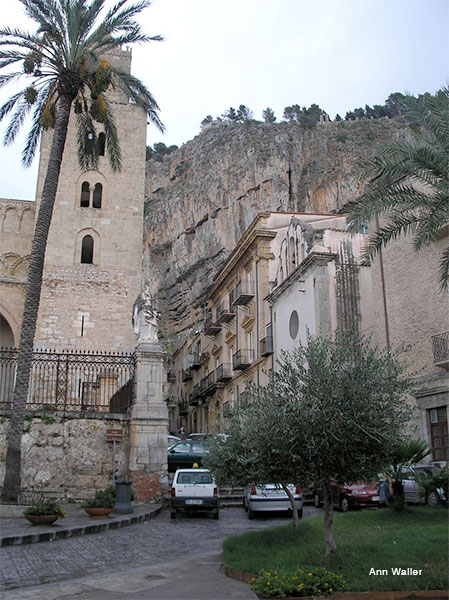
[186,433,208,442]
[167,440,209,472]
[401,464,446,505]
[244,483,303,519]
[170,468,219,519]
[168,435,181,448]
[313,480,379,512]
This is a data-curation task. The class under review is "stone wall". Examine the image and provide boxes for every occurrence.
[0,198,35,346]
[144,117,411,336]
[0,416,130,501]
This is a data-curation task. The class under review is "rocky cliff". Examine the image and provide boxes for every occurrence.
[143,117,408,336]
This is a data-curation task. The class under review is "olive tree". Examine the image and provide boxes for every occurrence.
[205,331,413,556]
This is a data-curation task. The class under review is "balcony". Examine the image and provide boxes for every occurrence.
[167,369,176,383]
[431,331,449,370]
[189,352,202,370]
[189,384,201,405]
[179,400,188,415]
[216,363,233,382]
[216,301,235,323]
[204,312,221,336]
[260,336,273,357]
[200,371,217,396]
[231,280,254,306]
[182,368,192,381]
[232,349,254,371]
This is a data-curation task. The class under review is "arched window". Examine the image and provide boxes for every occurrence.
[289,236,296,272]
[81,235,94,264]
[92,183,102,209]
[80,182,90,207]
[97,132,105,156]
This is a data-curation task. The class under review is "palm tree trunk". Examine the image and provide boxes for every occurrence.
[1,94,73,503]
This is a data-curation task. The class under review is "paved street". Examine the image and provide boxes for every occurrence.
[1,506,321,593]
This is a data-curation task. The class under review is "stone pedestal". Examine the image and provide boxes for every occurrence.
[129,342,168,501]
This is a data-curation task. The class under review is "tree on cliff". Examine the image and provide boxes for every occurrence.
[347,87,449,290]
[262,107,276,123]
[205,331,412,556]
[0,0,164,503]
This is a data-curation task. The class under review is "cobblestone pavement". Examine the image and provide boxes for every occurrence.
[1,506,322,591]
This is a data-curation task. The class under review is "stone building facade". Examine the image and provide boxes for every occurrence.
[0,49,168,501]
[369,229,448,463]
[266,214,375,357]
[0,198,34,347]
[33,48,145,352]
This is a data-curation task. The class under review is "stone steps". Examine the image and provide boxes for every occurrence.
[219,487,245,507]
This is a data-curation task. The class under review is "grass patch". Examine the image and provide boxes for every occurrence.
[223,506,448,592]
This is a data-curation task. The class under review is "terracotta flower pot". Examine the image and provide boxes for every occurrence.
[24,514,59,526]
[84,507,113,518]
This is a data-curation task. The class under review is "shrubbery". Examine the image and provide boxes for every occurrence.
[251,567,347,598]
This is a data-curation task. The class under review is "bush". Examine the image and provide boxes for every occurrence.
[250,567,347,598]
[82,487,115,509]
[24,499,66,517]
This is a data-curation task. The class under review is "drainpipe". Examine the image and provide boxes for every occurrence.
[256,259,260,386]
[376,215,390,352]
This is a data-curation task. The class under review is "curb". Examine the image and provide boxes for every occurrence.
[0,505,164,547]
[224,567,448,599]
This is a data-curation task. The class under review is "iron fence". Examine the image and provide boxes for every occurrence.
[0,347,135,415]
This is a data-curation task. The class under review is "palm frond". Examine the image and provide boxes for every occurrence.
[76,109,99,171]
[438,244,449,292]
[102,98,121,171]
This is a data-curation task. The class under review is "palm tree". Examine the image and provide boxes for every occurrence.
[347,88,449,291]
[387,439,430,511]
[0,0,164,502]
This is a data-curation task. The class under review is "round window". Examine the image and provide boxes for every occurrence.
[289,310,299,339]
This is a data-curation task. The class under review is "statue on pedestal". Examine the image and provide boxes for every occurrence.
[133,285,160,344]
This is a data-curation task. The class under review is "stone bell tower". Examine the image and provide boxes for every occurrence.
[34,48,145,352]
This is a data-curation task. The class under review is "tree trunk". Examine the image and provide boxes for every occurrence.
[322,479,336,556]
[1,95,73,503]
[282,483,300,529]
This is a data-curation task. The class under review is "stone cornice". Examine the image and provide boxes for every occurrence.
[265,251,336,304]
[208,213,276,300]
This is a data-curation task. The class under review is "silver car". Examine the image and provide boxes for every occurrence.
[402,464,445,505]
[244,483,303,519]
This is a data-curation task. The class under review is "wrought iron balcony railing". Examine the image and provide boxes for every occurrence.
[216,301,235,323]
[431,331,449,369]
[231,280,254,306]
[260,336,273,356]
[232,349,254,371]
[216,363,233,382]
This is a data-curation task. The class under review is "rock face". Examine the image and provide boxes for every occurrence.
[144,118,408,336]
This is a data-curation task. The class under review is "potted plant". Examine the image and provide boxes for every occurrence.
[82,487,115,518]
[24,499,66,525]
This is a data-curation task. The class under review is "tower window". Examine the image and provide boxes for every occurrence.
[92,183,102,209]
[81,235,94,264]
[80,181,90,207]
[97,132,105,156]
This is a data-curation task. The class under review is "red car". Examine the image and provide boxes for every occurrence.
[313,480,380,512]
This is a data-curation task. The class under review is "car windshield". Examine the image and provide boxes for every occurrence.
[191,443,205,453]
[171,443,191,453]
[412,466,440,478]
[176,472,213,484]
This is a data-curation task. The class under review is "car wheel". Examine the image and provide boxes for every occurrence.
[427,491,439,507]
[298,508,303,519]
[313,492,321,508]
[170,511,177,520]
[339,495,349,512]
[248,508,255,520]
[212,510,219,520]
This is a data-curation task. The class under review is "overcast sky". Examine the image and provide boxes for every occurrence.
[1,0,448,201]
